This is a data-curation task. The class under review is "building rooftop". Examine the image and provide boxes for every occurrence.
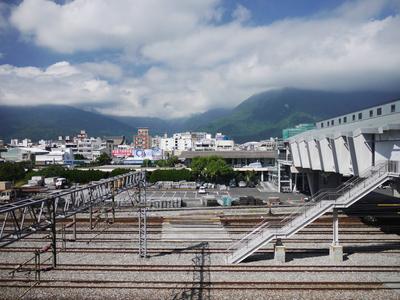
[180,150,277,159]
[289,109,400,142]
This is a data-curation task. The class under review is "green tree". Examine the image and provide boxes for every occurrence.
[36,165,66,178]
[167,156,179,167]
[191,156,234,183]
[155,156,179,167]
[74,154,86,160]
[110,168,131,177]
[149,169,192,183]
[141,159,154,167]
[95,153,111,165]
[0,162,27,182]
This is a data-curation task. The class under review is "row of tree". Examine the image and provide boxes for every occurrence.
[0,161,32,182]
[29,165,130,184]
[0,162,131,185]
[0,155,258,185]
[148,156,257,185]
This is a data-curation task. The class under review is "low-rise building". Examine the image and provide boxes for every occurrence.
[77,137,102,160]
[35,148,74,165]
[0,147,47,162]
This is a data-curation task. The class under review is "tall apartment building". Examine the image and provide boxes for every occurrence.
[134,128,151,149]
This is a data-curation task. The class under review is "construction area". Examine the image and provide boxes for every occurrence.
[0,167,400,300]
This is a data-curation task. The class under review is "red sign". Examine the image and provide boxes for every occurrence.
[112,149,132,157]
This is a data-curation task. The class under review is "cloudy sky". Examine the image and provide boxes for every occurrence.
[0,0,399,118]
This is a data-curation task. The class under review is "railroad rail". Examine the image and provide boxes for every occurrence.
[0,279,397,291]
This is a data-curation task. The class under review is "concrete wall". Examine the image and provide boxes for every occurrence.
[347,136,359,176]
[353,133,373,175]
[298,141,311,169]
[319,138,336,173]
[308,139,322,171]
[290,142,302,168]
[375,130,400,162]
[334,136,353,176]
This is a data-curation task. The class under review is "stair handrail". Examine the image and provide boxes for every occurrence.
[227,160,399,263]
[278,160,391,231]
[226,219,270,253]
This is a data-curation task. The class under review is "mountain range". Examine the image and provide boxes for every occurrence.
[0,88,399,143]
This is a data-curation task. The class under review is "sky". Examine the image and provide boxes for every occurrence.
[0,0,399,118]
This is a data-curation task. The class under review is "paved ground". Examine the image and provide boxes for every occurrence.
[115,187,307,207]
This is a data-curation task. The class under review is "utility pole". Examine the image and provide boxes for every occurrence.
[138,173,147,258]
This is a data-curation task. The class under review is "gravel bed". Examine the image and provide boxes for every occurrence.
[1,285,399,300]
[0,205,399,299]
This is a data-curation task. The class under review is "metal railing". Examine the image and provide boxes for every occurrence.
[226,219,270,254]
[0,171,146,248]
[226,160,400,263]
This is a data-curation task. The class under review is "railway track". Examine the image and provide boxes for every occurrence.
[1,246,399,254]
[0,278,397,291]
[1,263,399,273]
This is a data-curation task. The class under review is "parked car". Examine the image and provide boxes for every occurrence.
[238,181,247,188]
[198,187,207,194]
[55,178,68,189]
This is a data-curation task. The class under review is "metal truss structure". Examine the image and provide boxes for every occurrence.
[0,170,146,267]
[137,179,147,258]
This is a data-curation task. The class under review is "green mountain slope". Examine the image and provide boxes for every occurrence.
[0,105,136,141]
[0,89,398,143]
[197,88,400,142]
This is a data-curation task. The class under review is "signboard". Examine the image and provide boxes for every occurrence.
[113,148,163,160]
[112,149,132,157]
[132,148,163,161]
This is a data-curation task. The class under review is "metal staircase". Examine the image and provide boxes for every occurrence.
[226,160,400,264]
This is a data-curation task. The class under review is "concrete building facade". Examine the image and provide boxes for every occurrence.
[287,99,400,194]
[134,128,151,149]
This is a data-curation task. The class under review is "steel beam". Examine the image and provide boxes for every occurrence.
[332,208,339,245]
[0,171,145,248]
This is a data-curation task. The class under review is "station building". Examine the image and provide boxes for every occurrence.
[286,99,400,195]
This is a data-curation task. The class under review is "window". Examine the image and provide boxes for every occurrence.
[377,108,382,115]
[339,118,342,124]
[327,121,329,127]
[321,122,324,128]
[358,113,362,120]
[391,104,396,112]
[344,116,347,123]
[352,114,355,121]
[369,110,373,117]
[331,120,334,125]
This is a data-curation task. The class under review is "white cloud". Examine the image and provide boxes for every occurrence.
[79,62,123,80]
[1,0,400,118]
[231,4,251,23]
[0,62,113,106]
[10,0,220,54]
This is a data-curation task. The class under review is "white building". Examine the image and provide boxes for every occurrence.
[173,132,193,153]
[215,139,235,151]
[35,148,74,165]
[286,99,400,195]
[77,137,103,160]
[160,137,175,152]
[9,138,33,148]
[151,136,162,149]
[159,131,235,153]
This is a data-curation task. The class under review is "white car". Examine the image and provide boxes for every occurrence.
[238,181,247,188]
[198,187,207,194]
